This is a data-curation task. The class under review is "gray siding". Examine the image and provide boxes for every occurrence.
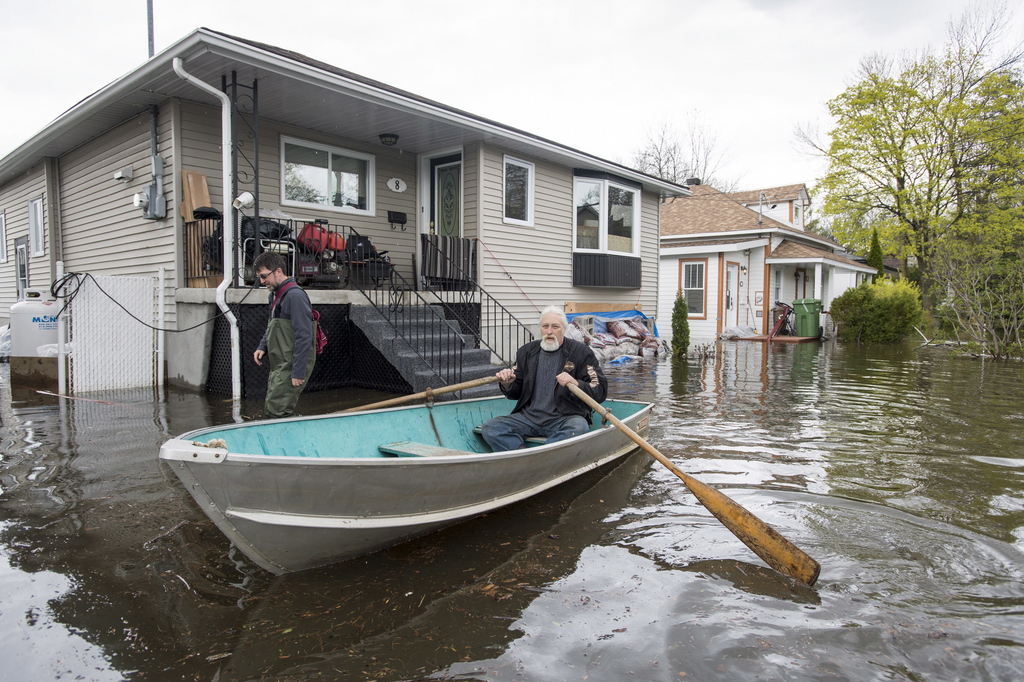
[0,165,48,322]
[477,145,661,324]
[59,103,178,322]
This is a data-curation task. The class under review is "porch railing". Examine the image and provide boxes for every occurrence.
[350,258,469,389]
[418,234,534,365]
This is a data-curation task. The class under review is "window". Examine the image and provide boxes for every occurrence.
[15,236,29,300]
[680,260,706,316]
[0,211,6,262]
[774,269,782,302]
[281,136,374,215]
[573,176,639,255]
[503,156,534,226]
[29,197,44,256]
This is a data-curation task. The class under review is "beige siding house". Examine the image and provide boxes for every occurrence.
[0,28,686,394]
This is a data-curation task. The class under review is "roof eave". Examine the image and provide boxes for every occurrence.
[1,28,690,197]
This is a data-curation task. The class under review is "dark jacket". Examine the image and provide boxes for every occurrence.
[501,338,607,423]
[256,277,313,381]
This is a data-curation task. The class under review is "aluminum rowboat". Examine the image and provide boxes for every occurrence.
[159,395,653,574]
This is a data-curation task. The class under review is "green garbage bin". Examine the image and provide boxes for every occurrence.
[792,298,822,337]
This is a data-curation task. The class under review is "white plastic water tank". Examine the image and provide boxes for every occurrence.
[10,289,59,356]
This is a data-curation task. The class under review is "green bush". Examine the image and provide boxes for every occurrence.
[671,294,690,357]
[830,279,923,343]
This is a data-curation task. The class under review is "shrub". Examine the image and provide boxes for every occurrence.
[830,279,923,343]
[671,294,690,357]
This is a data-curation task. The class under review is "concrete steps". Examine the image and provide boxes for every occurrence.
[349,304,502,399]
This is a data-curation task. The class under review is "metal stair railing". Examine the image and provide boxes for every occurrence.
[419,234,534,365]
[345,239,468,390]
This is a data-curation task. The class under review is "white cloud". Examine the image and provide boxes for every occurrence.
[0,0,1002,192]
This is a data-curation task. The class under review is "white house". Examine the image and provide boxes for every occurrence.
[657,182,875,344]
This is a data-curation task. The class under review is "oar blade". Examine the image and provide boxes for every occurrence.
[568,383,821,586]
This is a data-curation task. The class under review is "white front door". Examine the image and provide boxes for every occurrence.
[725,263,740,328]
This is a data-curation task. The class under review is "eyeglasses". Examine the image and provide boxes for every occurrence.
[257,271,273,281]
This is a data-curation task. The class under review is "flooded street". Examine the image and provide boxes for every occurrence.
[2,340,1023,681]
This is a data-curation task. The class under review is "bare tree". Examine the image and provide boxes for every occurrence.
[631,113,736,190]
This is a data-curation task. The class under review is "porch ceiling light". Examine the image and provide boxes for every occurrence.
[378,133,399,147]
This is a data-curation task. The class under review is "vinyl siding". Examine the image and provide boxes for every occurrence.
[478,145,660,325]
[0,165,48,322]
[59,103,178,322]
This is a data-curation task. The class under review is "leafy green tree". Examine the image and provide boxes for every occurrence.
[930,211,1024,359]
[867,228,885,282]
[801,5,1024,313]
[830,279,924,344]
[671,293,690,358]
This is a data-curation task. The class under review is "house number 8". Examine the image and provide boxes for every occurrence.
[387,178,407,193]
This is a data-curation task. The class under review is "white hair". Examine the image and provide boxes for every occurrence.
[539,305,568,329]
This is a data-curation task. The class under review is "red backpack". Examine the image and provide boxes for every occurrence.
[273,282,327,354]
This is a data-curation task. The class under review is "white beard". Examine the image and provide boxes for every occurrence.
[540,338,560,351]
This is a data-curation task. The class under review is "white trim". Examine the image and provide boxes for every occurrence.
[28,196,44,257]
[660,238,769,256]
[280,135,376,216]
[0,211,6,262]
[660,227,839,250]
[502,154,534,227]
[768,256,875,274]
[417,147,464,237]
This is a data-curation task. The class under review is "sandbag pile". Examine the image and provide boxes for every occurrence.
[565,316,661,363]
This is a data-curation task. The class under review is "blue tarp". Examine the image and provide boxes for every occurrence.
[566,309,659,338]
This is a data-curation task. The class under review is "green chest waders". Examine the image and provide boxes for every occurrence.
[264,317,316,418]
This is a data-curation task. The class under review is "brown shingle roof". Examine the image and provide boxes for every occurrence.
[660,183,803,237]
[726,183,809,205]
[769,240,865,268]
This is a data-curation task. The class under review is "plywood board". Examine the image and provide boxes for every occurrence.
[180,170,211,221]
[564,302,643,314]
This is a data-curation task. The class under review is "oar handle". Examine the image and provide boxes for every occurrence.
[337,375,501,413]
[568,383,821,586]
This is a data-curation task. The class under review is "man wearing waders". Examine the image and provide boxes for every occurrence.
[253,252,315,418]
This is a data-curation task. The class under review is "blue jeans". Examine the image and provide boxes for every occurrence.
[480,412,590,452]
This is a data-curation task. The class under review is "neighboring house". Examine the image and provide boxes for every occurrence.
[725,184,811,230]
[0,28,687,394]
[657,182,875,343]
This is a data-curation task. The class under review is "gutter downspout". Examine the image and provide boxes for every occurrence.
[172,57,241,409]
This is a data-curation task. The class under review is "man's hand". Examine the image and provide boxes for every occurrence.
[254,349,265,366]
[555,372,579,387]
[496,368,516,385]
[291,378,304,387]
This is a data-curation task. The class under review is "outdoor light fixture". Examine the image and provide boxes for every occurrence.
[232,191,255,210]
[741,265,748,275]
[378,133,399,147]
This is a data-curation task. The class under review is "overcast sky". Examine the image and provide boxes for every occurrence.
[1,0,1010,193]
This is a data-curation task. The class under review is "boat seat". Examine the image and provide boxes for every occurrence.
[472,425,547,445]
[378,441,478,458]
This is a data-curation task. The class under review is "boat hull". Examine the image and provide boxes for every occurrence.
[160,396,652,574]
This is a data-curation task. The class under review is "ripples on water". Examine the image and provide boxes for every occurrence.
[1,341,1023,681]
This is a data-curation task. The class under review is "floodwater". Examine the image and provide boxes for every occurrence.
[1,340,1023,681]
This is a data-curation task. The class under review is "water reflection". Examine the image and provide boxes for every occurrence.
[1,341,1024,680]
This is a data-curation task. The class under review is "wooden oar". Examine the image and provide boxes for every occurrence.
[338,375,501,413]
[567,383,821,586]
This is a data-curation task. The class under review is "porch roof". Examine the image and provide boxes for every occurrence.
[768,239,875,272]
[0,28,689,199]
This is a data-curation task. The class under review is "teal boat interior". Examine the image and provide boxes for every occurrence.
[185,398,650,459]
